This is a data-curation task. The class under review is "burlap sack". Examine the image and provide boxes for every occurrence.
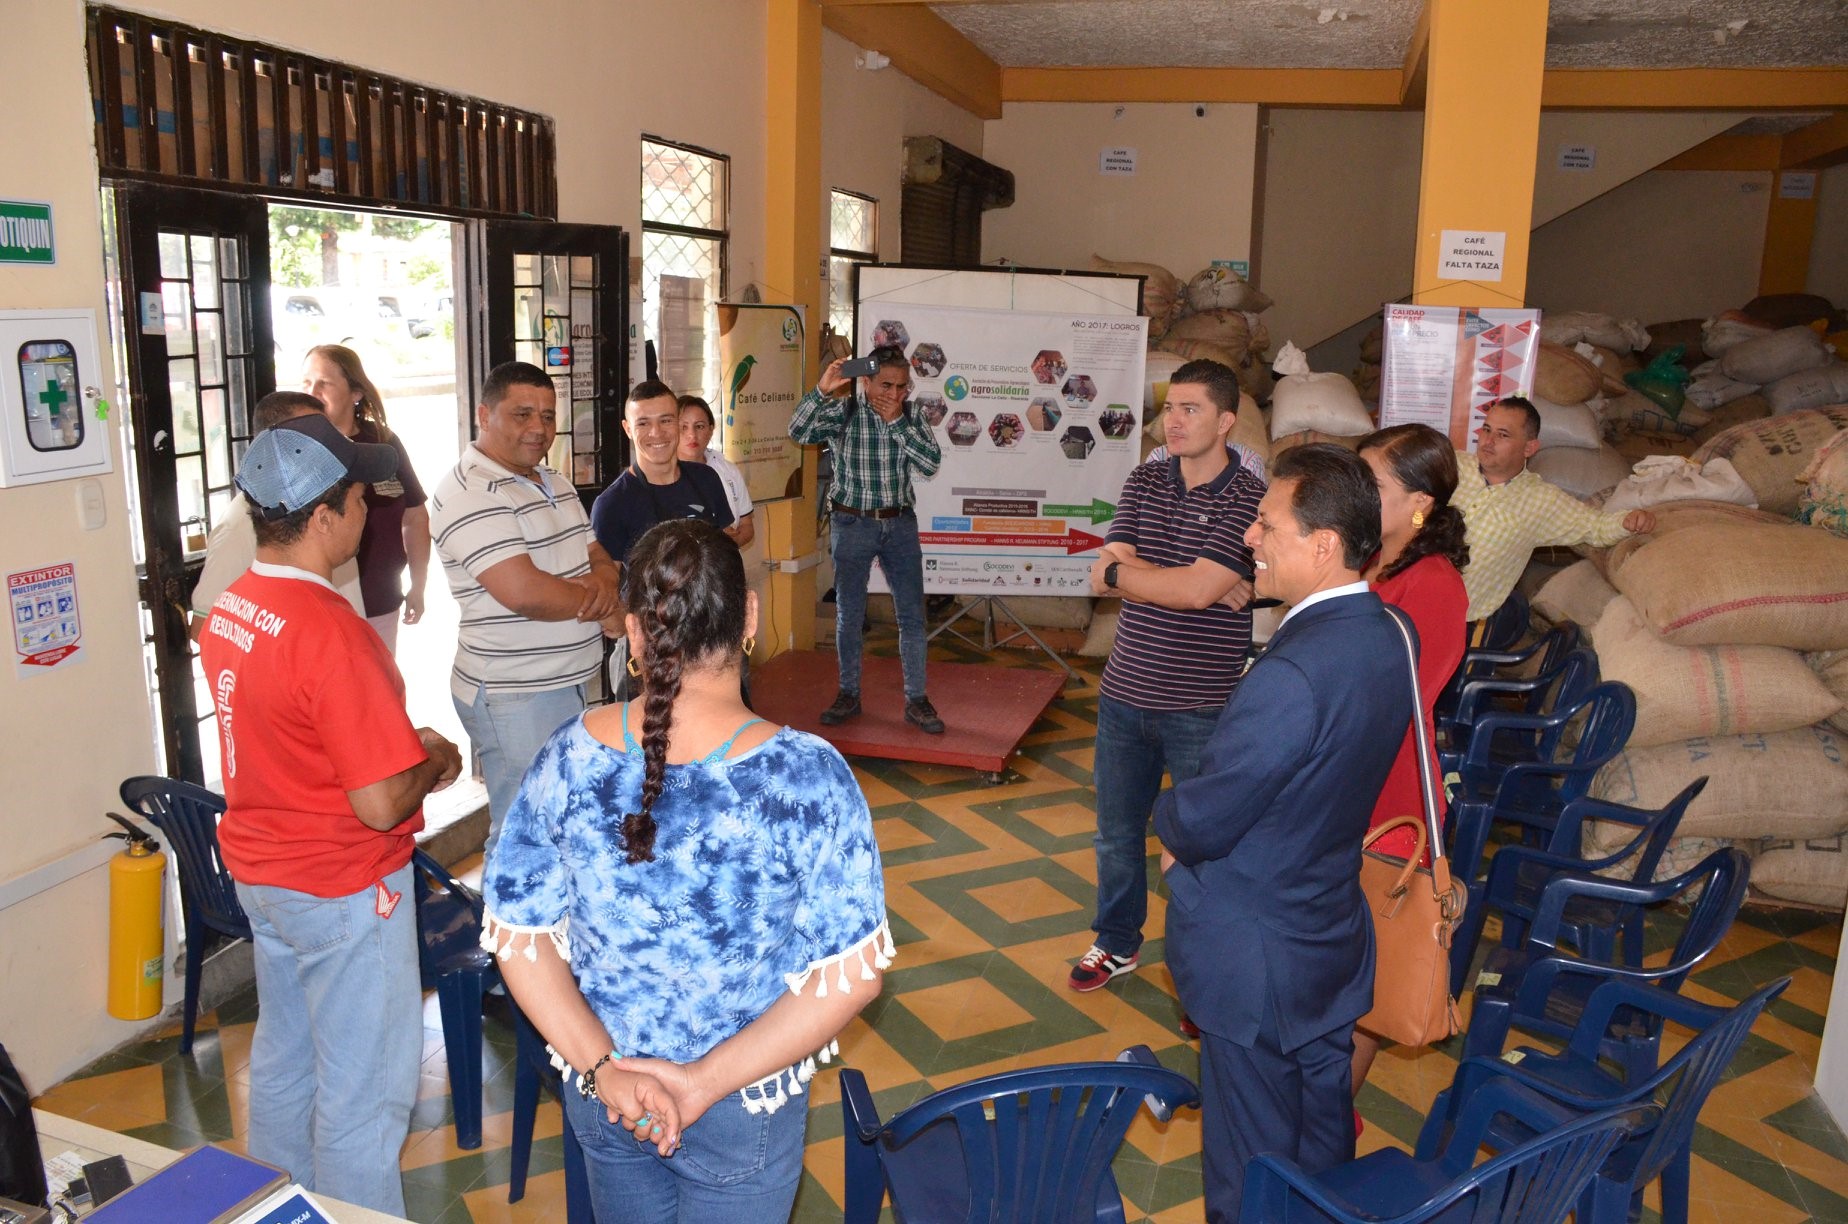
[1749,835,1848,909]
[1156,337,1245,371]
[1078,598,1121,658]
[1528,444,1628,500]
[1592,723,1848,841]
[1644,318,1706,367]
[1609,521,1848,650]
[1593,597,1842,748]
[1534,341,1605,404]
[1594,499,1789,578]
[1719,326,1834,386]
[1540,311,1650,353]
[1360,325,1384,365]
[1231,392,1271,466]
[1577,344,1636,396]
[1533,559,1619,629]
[1166,309,1253,358]
[1689,405,1848,515]
[1183,266,1273,315]
[1093,255,1182,337]
[1235,353,1275,406]
[1798,428,1848,538]
[1688,393,1772,448]
[1272,430,1362,458]
[1809,650,1848,733]
[1762,364,1848,415]
[1581,827,1737,884]
[1741,292,1846,332]
[1270,362,1372,439]
[1144,350,1188,413]
[1702,312,1777,360]
[1532,394,1603,450]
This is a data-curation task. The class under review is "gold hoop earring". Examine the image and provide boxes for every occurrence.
[741,636,757,656]
[626,656,641,678]
[1411,509,1426,529]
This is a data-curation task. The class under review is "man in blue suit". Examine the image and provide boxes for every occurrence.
[1154,443,1415,1222]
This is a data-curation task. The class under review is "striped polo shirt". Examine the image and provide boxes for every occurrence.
[1101,454,1265,711]
[431,445,602,701]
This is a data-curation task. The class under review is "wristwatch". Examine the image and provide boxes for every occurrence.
[1103,561,1121,590]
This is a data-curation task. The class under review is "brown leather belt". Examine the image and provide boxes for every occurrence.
[833,501,907,520]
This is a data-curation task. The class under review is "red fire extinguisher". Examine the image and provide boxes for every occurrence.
[104,812,166,1021]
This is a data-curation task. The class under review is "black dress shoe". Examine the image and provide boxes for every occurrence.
[819,690,862,725]
[904,696,945,734]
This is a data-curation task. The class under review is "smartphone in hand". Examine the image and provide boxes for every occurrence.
[839,356,879,379]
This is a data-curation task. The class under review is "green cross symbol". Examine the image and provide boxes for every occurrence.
[38,380,70,417]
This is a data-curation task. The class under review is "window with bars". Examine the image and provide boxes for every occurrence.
[641,137,728,400]
[827,190,878,343]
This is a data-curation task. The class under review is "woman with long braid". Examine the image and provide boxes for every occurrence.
[481,518,890,1222]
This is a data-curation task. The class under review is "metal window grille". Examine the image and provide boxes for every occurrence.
[641,137,729,399]
[827,190,877,341]
[86,5,557,217]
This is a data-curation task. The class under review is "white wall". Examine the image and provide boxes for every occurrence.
[1810,163,1848,310]
[980,102,1261,284]
[2,0,778,1089]
[1528,170,1773,323]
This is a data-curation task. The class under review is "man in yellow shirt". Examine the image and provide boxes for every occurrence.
[1456,398,1655,620]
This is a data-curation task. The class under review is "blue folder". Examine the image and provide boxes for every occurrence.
[87,1145,288,1224]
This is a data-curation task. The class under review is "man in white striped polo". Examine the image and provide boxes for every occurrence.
[1070,358,1266,995]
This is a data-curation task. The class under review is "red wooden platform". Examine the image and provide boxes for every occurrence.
[750,650,1069,775]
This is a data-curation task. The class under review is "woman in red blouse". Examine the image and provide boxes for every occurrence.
[1351,423,1470,1096]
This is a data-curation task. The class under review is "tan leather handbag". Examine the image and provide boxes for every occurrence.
[1357,607,1467,1047]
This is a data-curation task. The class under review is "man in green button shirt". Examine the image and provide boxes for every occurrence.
[789,346,945,733]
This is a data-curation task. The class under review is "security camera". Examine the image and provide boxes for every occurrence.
[1194,104,1208,118]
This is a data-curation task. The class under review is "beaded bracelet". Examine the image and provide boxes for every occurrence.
[578,1049,620,1100]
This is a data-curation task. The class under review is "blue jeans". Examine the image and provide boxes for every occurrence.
[830,510,928,701]
[235,864,421,1216]
[1092,695,1224,958]
[564,1078,809,1223]
[455,681,586,854]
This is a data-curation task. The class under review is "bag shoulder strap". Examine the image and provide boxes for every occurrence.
[1381,606,1455,897]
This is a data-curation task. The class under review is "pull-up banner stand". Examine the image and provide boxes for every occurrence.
[1378,303,1542,449]
[851,265,1145,680]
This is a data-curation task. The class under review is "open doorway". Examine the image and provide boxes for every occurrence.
[261,203,468,762]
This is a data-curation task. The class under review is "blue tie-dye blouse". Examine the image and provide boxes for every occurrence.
[480,714,891,1110]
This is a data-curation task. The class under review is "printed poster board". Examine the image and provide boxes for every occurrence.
[856,302,1147,594]
[716,303,806,503]
[1378,304,1543,450]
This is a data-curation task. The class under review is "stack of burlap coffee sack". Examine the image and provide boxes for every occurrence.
[1094,255,1277,408]
[1533,468,1848,907]
[1523,319,1642,499]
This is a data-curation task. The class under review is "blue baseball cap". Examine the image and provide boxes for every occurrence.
[236,412,398,519]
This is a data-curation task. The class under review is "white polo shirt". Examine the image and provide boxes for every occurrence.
[430,445,602,700]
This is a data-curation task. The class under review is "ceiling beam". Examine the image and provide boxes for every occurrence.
[1002,67,1404,107]
[820,0,1037,5]
[1780,110,1848,169]
[1657,133,1783,171]
[1541,68,1848,110]
[822,2,1003,119]
[1399,1,1430,107]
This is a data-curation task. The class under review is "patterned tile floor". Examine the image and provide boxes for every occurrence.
[37,641,1848,1221]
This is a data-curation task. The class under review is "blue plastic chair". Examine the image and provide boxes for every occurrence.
[1418,979,1789,1224]
[1446,681,1637,887]
[1448,778,1707,997]
[1463,848,1752,1086]
[508,1002,592,1222]
[1440,645,1599,778]
[1432,592,1533,737]
[1242,1078,1656,1224]
[409,849,501,1151]
[841,1045,1199,1223]
[119,776,251,1056]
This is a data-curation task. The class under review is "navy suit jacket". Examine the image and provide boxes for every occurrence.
[1153,590,1416,1053]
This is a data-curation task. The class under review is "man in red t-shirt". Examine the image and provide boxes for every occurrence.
[200,396,462,1216]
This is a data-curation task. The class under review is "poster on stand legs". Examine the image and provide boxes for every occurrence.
[717,303,807,503]
[858,303,1148,594]
[1379,304,1542,450]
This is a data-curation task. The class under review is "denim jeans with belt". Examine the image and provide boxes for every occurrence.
[829,509,928,701]
[565,1076,809,1223]
[454,681,586,855]
[1091,694,1224,958]
[235,863,421,1216]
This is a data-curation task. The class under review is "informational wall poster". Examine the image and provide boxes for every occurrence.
[9,561,83,676]
[857,303,1147,594]
[1379,304,1542,450]
[716,304,806,503]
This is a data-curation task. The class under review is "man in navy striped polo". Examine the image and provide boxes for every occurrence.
[1070,358,1266,993]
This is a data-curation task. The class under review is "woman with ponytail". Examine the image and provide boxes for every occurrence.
[1350,423,1469,1097]
[479,518,889,1222]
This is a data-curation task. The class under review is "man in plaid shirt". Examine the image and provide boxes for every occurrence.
[790,346,946,733]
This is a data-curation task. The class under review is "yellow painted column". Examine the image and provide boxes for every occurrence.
[1411,0,1549,308]
[1759,170,1820,295]
[763,0,824,655]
